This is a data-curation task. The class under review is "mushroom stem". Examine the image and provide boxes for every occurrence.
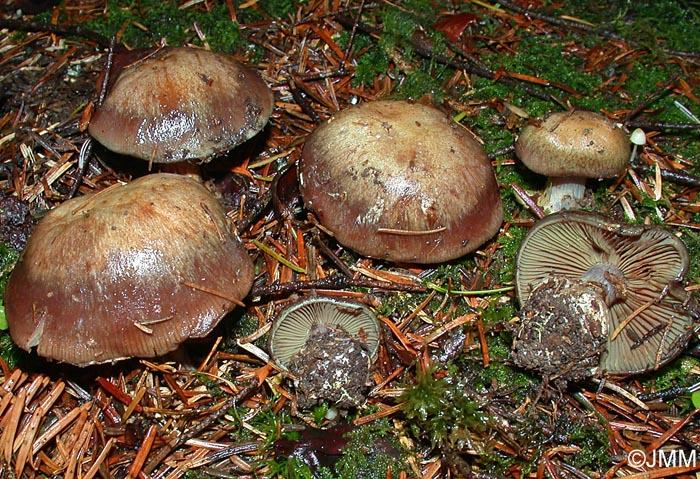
[580,262,628,306]
[629,128,647,166]
[538,176,586,212]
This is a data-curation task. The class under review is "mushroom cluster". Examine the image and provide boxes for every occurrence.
[298,100,503,263]
[268,296,381,408]
[5,173,254,366]
[514,110,631,213]
[88,46,274,165]
[513,210,696,378]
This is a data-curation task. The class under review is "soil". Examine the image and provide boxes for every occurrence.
[287,323,372,409]
[510,275,609,387]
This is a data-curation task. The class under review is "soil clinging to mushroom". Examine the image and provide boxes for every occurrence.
[511,275,609,387]
[287,323,372,409]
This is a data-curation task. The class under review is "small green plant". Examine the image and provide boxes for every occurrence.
[400,362,487,450]
[692,390,700,409]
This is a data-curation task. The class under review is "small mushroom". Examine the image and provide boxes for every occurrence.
[298,100,503,263]
[515,210,696,375]
[514,110,630,212]
[268,296,381,408]
[88,46,274,164]
[5,173,254,366]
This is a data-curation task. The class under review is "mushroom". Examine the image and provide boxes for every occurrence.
[5,173,254,366]
[298,100,503,263]
[88,46,274,165]
[268,296,381,408]
[514,110,631,213]
[515,210,696,375]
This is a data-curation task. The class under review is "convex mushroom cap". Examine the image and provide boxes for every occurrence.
[515,210,695,375]
[514,110,630,212]
[298,100,503,263]
[88,46,274,163]
[5,173,254,366]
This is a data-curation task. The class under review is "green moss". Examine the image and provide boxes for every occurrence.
[0,243,20,366]
[351,6,456,99]
[372,291,425,318]
[492,225,525,285]
[267,420,408,479]
[333,420,409,478]
[400,363,488,449]
[0,333,24,370]
[566,419,612,471]
[220,310,264,353]
[0,243,18,331]
[681,229,700,283]
[382,7,418,40]
[641,355,700,392]
[394,62,452,101]
[352,39,392,87]
[85,1,244,51]
[612,2,700,53]
[477,361,534,392]
[258,0,302,19]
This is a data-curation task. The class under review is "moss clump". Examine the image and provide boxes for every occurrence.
[400,363,488,450]
[681,229,700,283]
[568,420,612,472]
[269,420,408,479]
[352,39,392,87]
[642,355,700,393]
[85,1,244,52]
[333,421,409,478]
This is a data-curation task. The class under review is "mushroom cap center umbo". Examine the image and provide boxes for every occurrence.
[298,100,503,263]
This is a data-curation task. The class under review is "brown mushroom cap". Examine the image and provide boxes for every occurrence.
[515,210,695,375]
[514,110,631,178]
[5,173,254,366]
[88,46,274,163]
[298,100,503,263]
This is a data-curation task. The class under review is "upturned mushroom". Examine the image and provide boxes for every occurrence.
[514,210,697,376]
[514,110,630,213]
[268,296,381,408]
[5,173,254,366]
[88,46,274,164]
[298,100,503,263]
